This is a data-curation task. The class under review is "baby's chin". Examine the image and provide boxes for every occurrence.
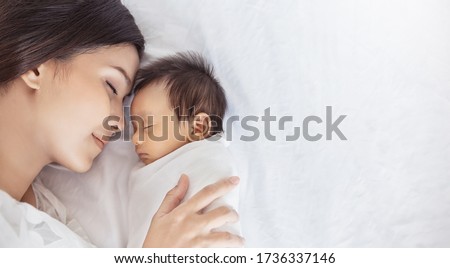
[142,158,154,165]
[140,155,158,166]
[139,150,175,165]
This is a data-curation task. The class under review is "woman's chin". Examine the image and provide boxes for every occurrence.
[72,162,93,173]
[59,154,96,173]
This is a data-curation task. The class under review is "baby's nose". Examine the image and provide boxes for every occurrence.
[132,130,144,146]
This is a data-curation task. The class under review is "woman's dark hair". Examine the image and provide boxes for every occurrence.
[0,0,145,86]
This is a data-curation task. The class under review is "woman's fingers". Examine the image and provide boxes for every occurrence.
[203,206,239,230]
[153,174,189,218]
[185,176,240,213]
[143,175,244,248]
[200,232,245,248]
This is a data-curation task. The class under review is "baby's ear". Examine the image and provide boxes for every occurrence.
[188,112,211,141]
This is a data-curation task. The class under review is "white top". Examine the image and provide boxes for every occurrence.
[0,177,92,247]
[127,135,241,247]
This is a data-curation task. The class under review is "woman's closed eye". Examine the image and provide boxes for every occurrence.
[106,81,118,95]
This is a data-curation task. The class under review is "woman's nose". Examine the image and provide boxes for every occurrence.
[110,101,125,132]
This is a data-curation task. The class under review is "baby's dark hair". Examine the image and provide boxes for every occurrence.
[134,52,227,134]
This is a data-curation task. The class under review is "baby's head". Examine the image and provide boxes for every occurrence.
[130,52,227,164]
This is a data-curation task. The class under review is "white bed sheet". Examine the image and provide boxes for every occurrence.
[40,0,450,247]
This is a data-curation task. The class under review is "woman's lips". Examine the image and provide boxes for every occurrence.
[92,134,106,150]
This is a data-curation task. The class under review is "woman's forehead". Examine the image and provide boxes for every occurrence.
[72,45,139,78]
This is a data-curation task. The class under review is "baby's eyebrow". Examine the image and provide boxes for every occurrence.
[129,111,155,123]
[137,110,154,117]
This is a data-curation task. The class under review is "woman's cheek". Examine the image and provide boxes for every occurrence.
[81,90,112,129]
[48,125,97,173]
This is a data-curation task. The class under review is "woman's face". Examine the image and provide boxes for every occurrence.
[32,45,139,172]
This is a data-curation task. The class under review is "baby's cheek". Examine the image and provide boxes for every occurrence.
[149,139,175,160]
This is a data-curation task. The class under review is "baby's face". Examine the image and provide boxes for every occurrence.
[130,82,190,165]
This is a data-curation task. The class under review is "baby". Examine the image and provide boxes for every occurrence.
[127,52,240,247]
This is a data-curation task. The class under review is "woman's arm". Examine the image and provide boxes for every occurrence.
[142,175,244,247]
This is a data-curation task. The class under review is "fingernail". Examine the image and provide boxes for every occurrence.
[229,176,240,185]
[176,174,186,186]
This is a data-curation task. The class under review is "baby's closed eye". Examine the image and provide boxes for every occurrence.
[143,125,154,130]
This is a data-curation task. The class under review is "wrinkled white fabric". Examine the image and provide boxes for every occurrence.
[127,136,240,247]
[23,0,450,247]
[123,0,450,247]
[39,137,138,247]
[32,177,92,244]
[0,182,92,247]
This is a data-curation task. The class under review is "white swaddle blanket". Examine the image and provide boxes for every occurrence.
[127,135,240,247]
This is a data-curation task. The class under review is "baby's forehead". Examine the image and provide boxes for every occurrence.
[130,85,174,118]
[137,81,169,96]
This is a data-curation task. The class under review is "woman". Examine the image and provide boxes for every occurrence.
[0,0,243,247]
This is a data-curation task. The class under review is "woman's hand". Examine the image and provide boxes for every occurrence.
[142,174,244,247]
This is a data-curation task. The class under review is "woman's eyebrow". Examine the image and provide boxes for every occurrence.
[111,65,132,86]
